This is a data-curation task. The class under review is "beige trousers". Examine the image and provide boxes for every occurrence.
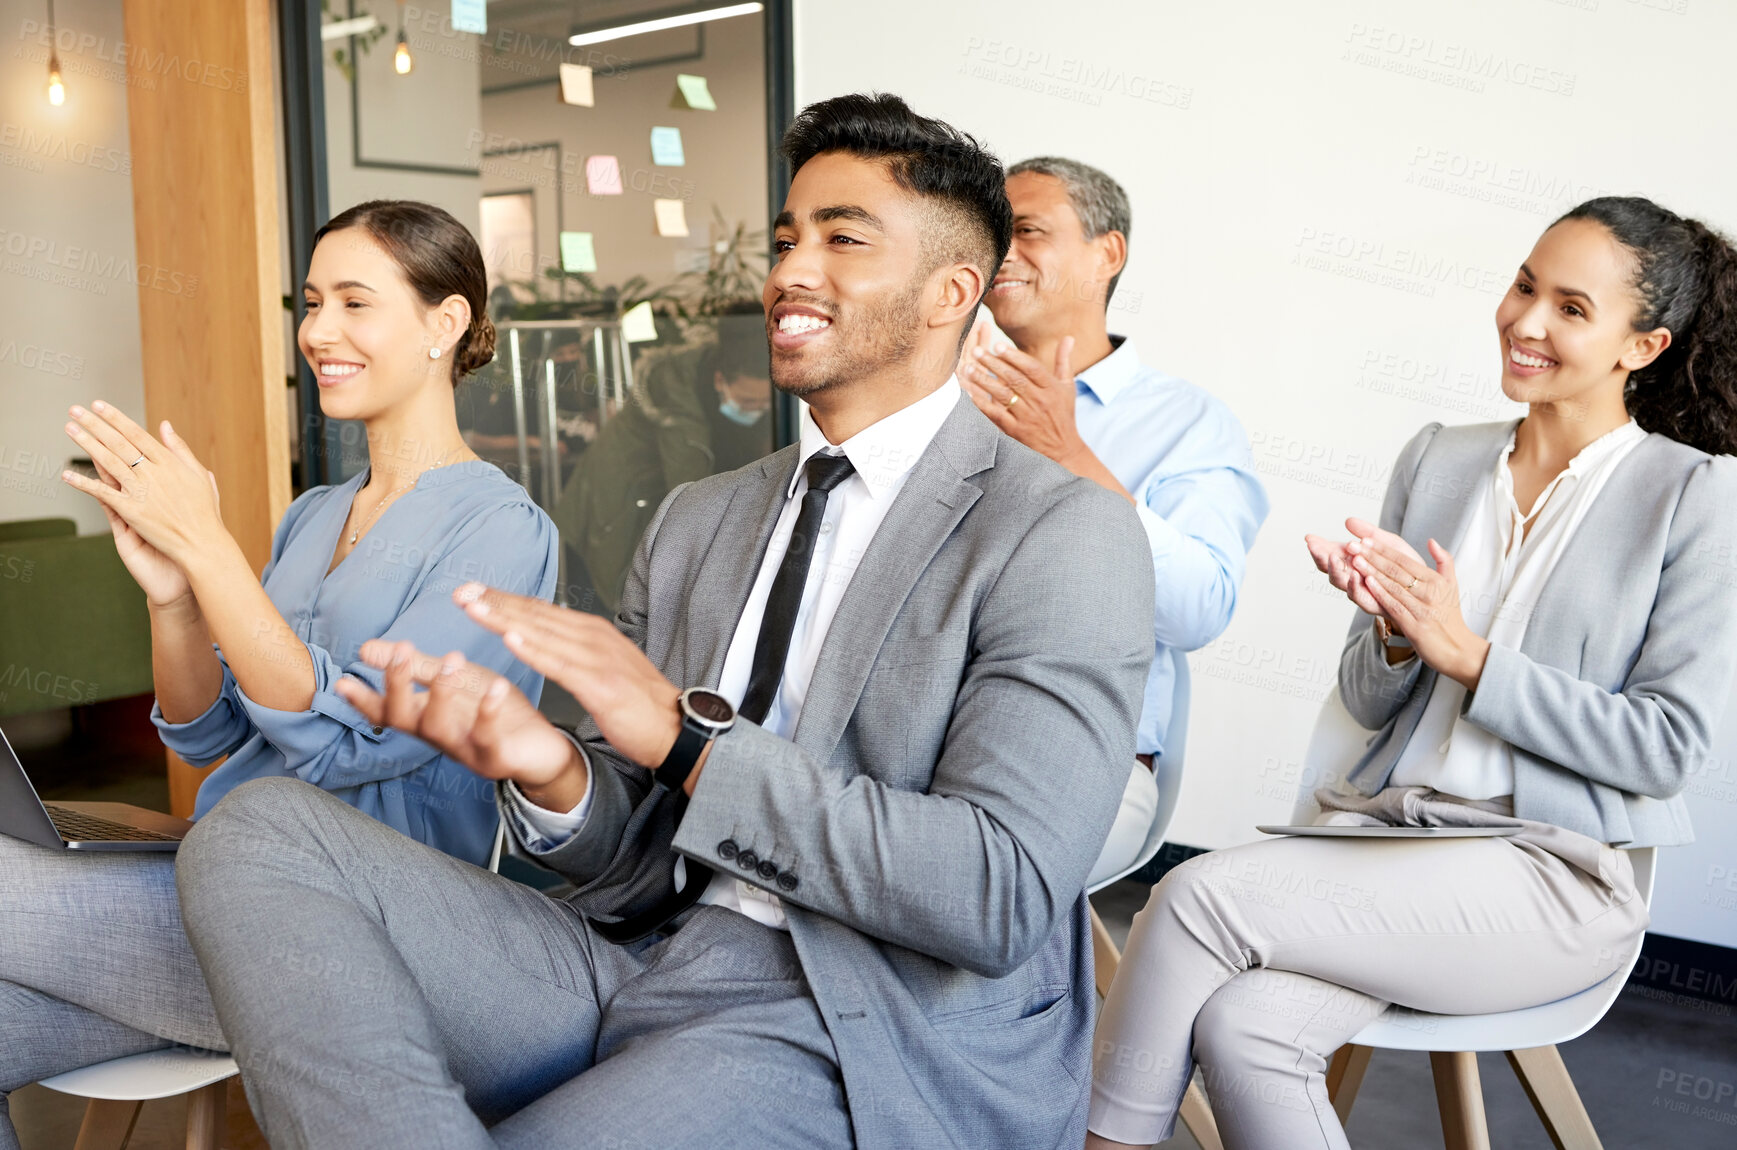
[1087,789,1646,1149]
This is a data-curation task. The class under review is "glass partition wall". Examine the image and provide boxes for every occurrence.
[285,0,793,623]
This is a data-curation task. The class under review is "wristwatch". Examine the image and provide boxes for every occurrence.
[654,687,736,792]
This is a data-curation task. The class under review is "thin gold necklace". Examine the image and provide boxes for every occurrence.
[347,447,459,545]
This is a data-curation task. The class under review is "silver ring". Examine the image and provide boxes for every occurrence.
[129,455,146,468]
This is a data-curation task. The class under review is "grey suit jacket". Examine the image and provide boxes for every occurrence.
[520,397,1156,1149]
[1339,419,1737,847]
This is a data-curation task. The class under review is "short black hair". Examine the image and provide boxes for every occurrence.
[780,93,1012,309]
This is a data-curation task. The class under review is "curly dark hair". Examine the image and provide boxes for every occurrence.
[313,200,496,387]
[1556,196,1737,456]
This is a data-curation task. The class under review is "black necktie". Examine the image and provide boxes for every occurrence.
[589,451,856,944]
[738,452,857,723]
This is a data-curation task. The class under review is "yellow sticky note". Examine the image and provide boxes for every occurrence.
[620,300,658,343]
[653,199,689,238]
[558,63,594,107]
[672,73,716,110]
[585,154,622,195]
[559,232,596,274]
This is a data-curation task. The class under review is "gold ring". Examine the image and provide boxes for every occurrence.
[1407,576,1419,590]
[1004,391,1021,409]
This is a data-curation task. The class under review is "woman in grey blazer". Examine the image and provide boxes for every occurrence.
[1087,196,1737,1150]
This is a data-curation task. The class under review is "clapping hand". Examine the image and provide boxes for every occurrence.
[960,331,1084,465]
[60,402,226,580]
[335,639,582,792]
[453,583,684,771]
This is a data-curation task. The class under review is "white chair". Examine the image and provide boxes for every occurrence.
[36,1046,236,1150]
[1291,685,1656,1150]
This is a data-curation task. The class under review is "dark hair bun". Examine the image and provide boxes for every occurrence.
[457,314,497,376]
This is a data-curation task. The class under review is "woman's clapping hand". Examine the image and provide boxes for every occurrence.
[60,402,228,600]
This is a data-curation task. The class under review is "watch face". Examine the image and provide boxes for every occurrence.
[685,689,735,726]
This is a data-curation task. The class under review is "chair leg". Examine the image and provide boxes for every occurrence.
[1179,1077,1225,1150]
[1326,1043,1374,1124]
[1090,905,1120,1000]
[185,1079,229,1150]
[1506,1045,1603,1150]
[72,1099,143,1150]
[1429,1051,1492,1150]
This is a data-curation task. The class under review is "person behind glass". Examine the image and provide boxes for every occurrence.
[1085,195,1737,1150]
[0,200,558,1150]
[960,157,1268,884]
[557,298,774,614]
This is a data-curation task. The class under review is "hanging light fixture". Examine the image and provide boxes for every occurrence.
[393,0,414,74]
[44,0,65,105]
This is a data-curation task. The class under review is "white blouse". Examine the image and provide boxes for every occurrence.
[1388,419,1647,800]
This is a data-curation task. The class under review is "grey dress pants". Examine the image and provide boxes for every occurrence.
[174,777,853,1150]
[1088,789,1647,1149]
[0,834,228,1150]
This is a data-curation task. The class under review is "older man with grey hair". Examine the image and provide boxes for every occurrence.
[961,156,1269,885]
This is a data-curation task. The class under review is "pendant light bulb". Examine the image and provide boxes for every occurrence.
[394,32,413,74]
[46,55,65,105]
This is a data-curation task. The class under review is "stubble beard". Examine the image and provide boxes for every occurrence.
[770,280,926,399]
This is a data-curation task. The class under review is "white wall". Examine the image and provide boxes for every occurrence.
[794,0,1737,948]
[0,0,144,536]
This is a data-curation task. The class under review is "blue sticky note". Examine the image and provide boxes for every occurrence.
[650,126,685,167]
[451,0,486,34]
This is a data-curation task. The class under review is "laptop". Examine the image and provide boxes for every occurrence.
[0,724,191,851]
[1257,824,1518,839]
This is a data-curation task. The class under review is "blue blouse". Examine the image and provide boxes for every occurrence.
[151,459,559,865]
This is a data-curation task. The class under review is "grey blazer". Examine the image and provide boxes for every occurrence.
[520,397,1155,1149]
[1339,419,1737,847]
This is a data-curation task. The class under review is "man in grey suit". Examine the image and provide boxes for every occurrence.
[176,93,1155,1149]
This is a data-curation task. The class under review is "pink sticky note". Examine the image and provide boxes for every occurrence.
[586,155,623,195]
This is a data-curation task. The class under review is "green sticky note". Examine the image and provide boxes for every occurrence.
[649,126,685,166]
[673,73,716,110]
[559,231,597,274]
[620,300,658,343]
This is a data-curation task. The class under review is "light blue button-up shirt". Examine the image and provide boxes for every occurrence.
[151,459,559,865]
[1076,337,1268,756]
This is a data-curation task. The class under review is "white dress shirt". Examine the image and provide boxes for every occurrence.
[1388,419,1646,799]
[509,378,964,929]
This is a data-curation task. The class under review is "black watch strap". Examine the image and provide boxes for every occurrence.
[654,721,710,792]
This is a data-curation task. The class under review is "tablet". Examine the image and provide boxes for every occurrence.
[1256,824,1520,838]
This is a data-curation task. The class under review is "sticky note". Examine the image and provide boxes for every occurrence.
[558,63,595,107]
[649,126,685,166]
[653,199,689,238]
[451,0,487,34]
[620,300,658,343]
[672,73,716,110]
[585,154,622,195]
[559,231,597,274]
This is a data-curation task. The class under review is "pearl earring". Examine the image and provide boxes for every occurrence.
[429,347,442,360]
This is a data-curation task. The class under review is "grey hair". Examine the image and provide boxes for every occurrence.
[1008,156,1131,303]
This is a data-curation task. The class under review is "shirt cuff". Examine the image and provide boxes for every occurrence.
[503,734,594,847]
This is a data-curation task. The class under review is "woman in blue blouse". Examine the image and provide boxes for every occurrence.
[0,201,557,1147]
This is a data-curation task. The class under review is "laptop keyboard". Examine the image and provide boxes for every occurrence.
[44,805,181,843]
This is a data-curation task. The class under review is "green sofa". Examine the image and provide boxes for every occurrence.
[0,518,154,717]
